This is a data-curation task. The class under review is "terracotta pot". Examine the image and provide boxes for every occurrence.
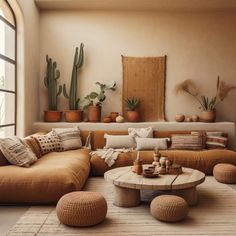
[44,110,62,122]
[191,115,199,122]
[64,110,83,122]
[200,110,216,122]
[126,110,140,122]
[110,112,119,122]
[88,105,101,122]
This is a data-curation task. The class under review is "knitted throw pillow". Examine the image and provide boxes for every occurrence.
[35,132,63,155]
[0,137,37,167]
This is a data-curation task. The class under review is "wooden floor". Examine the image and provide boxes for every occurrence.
[7,177,236,236]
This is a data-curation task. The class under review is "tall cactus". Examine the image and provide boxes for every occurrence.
[63,43,84,110]
[44,55,62,110]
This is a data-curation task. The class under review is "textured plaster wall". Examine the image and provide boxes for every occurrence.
[39,10,236,122]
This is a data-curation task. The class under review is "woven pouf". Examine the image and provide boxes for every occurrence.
[213,163,236,184]
[150,195,188,222]
[56,191,107,227]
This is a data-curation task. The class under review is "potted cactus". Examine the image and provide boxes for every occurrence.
[83,81,116,122]
[63,43,84,122]
[125,97,140,122]
[44,55,62,122]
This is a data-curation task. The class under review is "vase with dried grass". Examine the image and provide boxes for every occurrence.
[174,76,236,122]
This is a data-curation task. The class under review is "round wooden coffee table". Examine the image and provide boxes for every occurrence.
[104,165,205,207]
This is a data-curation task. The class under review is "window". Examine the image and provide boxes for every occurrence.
[0,0,16,137]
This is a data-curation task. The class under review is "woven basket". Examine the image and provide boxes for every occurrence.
[150,195,188,222]
[56,191,107,227]
[213,163,236,184]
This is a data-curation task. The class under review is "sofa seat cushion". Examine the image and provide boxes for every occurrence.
[0,149,90,204]
[90,149,236,176]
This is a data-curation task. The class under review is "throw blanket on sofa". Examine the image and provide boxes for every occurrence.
[90,148,132,167]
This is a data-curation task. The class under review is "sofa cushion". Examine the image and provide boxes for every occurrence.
[52,127,82,151]
[136,137,168,150]
[23,136,42,158]
[104,134,135,149]
[128,127,153,138]
[0,148,90,204]
[34,132,64,154]
[0,137,38,167]
[170,134,204,150]
[90,149,236,176]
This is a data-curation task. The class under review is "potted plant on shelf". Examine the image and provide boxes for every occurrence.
[82,81,116,122]
[44,55,62,122]
[63,43,84,122]
[125,97,140,122]
[175,76,236,122]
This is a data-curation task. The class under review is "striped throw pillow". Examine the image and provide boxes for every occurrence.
[206,135,228,149]
[52,127,82,151]
[170,134,204,150]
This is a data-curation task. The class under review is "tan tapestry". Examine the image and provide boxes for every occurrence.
[122,56,166,121]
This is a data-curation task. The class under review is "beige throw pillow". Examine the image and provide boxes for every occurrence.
[0,137,37,167]
[52,127,82,151]
[128,127,153,138]
[104,134,135,149]
[136,137,169,150]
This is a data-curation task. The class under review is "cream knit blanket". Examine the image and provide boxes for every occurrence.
[90,148,132,167]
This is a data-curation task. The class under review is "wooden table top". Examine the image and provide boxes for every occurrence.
[104,165,205,191]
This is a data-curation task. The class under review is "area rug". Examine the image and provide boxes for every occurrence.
[7,177,236,236]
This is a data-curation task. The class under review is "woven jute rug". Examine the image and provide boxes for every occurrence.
[7,177,236,236]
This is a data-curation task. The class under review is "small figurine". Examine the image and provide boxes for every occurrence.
[133,152,143,175]
[152,147,161,167]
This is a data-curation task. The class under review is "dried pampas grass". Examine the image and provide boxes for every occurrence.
[218,81,236,101]
[174,79,200,97]
[174,76,236,111]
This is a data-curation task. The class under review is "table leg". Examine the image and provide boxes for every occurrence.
[114,185,141,207]
[172,187,198,206]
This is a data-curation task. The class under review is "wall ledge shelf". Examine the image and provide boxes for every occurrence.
[33,121,235,149]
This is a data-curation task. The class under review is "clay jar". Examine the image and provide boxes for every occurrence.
[64,110,83,122]
[110,112,119,122]
[127,110,140,122]
[103,117,112,123]
[175,114,185,122]
[88,105,101,122]
[44,110,62,122]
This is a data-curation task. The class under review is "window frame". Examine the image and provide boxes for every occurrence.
[0,0,17,135]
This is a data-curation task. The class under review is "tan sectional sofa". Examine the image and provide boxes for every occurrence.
[0,131,91,204]
[0,129,236,204]
[90,130,236,176]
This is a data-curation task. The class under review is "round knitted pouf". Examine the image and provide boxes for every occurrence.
[56,191,107,227]
[213,163,236,184]
[150,195,188,222]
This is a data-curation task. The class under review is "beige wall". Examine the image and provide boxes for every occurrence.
[39,10,236,122]
[15,0,40,136]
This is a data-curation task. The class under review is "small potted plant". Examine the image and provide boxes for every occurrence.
[175,76,236,122]
[125,97,140,122]
[63,43,84,122]
[82,81,116,122]
[44,55,62,122]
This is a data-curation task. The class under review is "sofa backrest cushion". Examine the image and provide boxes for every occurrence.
[93,131,128,150]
